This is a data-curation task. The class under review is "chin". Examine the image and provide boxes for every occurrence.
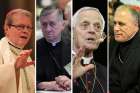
[115,38,127,43]
[18,42,27,48]
[86,45,99,50]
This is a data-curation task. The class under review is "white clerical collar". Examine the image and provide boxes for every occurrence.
[82,56,93,64]
[51,41,59,46]
[72,50,76,56]
[47,39,61,47]
[72,50,93,64]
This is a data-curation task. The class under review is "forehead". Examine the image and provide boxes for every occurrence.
[78,10,102,23]
[40,10,58,22]
[114,9,135,23]
[12,13,32,24]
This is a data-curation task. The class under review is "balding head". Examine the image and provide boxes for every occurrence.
[115,5,140,27]
[73,7,105,32]
[114,5,139,42]
[4,9,32,28]
[73,7,106,51]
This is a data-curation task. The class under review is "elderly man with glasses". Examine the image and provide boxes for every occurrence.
[0,9,34,93]
[73,7,107,93]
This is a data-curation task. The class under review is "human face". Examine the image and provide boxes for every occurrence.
[40,10,64,43]
[5,13,32,48]
[74,10,103,50]
[114,9,138,42]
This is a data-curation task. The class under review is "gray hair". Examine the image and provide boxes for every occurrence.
[4,9,32,26]
[40,5,63,21]
[73,7,105,32]
[115,5,140,27]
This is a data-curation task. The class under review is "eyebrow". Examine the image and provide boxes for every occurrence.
[94,22,100,25]
[80,20,90,24]
[114,21,125,26]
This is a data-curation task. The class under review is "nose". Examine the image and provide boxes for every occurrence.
[22,26,32,32]
[114,23,120,32]
[46,24,52,32]
[88,25,96,34]
[22,27,29,33]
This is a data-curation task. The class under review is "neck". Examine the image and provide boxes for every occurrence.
[45,34,61,44]
[8,42,22,50]
[74,46,93,57]
[84,49,93,57]
[6,38,23,49]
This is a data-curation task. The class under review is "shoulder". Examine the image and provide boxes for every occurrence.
[37,38,47,47]
[95,62,107,91]
[96,62,107,79]
[0,37,9,52]
[96,62,106,73]
[37,37,45,44]
[0,37,9,64]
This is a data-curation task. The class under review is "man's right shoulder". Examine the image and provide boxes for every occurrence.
[0,37,8,51]
[37,37,46,46]
[0,37,8,60]
[37,38,48,52]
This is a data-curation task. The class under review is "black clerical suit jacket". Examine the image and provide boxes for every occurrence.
[37,37,71,86]
[73,61,107,93]
[110,31,140,93]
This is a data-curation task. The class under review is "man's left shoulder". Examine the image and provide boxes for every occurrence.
[96,62,106,70]
[96,62,107,78]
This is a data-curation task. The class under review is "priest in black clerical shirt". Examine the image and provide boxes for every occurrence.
[37,5,71,91]
[110,5,140,93]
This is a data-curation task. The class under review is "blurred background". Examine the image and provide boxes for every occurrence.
[108,0,140,41]
[0,0,35,59]
[36,0,71,40]
[73,0,107,66]
[1,0,139,64]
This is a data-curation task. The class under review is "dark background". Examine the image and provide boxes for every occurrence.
[0,0,35,59]
[73,0,107,66]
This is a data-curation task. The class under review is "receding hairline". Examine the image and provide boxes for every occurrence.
[5,9,32,26]
[39,5,63,21]
[40,6,57,16]
[115,5,139,24]
[6,9,32,19]
[78,9,102,20]
[73,7,105,32]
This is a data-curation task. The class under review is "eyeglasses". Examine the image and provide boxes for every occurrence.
[9,24,33,31]
[78,21,103,32]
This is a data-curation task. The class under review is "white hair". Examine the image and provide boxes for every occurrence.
[73,7,105,32]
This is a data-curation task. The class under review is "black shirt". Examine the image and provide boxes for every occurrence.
[37,38,71,83]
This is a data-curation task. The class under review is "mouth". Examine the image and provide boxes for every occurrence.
[47,33,54,37]
[47,34,54,36]
[115,33,123,36]
[87,37,95,41]
[114,31,122,35]
[86,38,97,43]
[20,36,28,39]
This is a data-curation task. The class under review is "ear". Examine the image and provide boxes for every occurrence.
[61,21,66,32]
[100,32,106,43]
[62,20,66,26]
[4,24,9,36]
[134,22,139,32]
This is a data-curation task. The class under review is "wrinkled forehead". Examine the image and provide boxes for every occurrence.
[73,7,105,31]
[13,13,32,21]
[115,5,140,22]
[12,13,31,19]
[78,10,103,23]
